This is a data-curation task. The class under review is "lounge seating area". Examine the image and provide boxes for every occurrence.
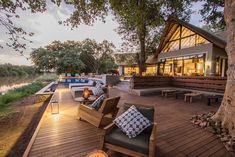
[25,86,233,157]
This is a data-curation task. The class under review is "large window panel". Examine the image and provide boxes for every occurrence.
[181,35,196,49]
[166,40,179,52]
[161,25,210,53]
[169,27,180,41]
[181,26,194,37]
[196,35,207,45]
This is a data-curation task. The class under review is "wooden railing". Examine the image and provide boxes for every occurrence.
[130,76,227,93]
[130,76,171,89]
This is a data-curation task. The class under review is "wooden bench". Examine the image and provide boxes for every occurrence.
[184,92,202,103]
[35,82,55,103]
[161,89,177,97]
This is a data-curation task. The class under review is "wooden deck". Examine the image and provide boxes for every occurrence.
[27,87,233,157]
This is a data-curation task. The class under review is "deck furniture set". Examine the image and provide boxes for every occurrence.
[74,82,157,156]
[160,88,222,104]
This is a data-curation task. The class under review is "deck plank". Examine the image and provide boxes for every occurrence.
[27,87,231,157]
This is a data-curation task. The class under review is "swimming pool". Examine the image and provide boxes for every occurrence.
[59,77,89,84]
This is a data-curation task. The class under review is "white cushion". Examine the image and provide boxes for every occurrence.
[92,86,104,96]
[95,82,102,88]
[90,94,106,110]
[113,105,151,138]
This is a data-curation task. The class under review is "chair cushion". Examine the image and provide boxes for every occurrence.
[90,94,105,110]
[95,82,102,88]
[92,86,104,96]
[113,105,151,138]
[105,128,150,154]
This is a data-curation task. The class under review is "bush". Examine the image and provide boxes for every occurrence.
[36,73,58,82]
[0,81,46,112]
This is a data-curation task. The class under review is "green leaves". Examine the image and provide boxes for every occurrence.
[30,39,117,74]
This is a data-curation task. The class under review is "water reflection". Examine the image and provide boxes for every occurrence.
[0,76,38,94]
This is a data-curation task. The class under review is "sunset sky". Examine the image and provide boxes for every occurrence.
[0,2,205,66]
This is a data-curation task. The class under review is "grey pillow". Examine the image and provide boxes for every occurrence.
[90,94,106,110]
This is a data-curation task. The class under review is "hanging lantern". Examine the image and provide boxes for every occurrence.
[82,88,90,100]
[51,100,59,114]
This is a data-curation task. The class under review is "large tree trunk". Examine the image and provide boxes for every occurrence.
[212,0,235,136]
[139,35,146,76]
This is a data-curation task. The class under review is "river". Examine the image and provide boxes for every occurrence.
[0,76,38,95]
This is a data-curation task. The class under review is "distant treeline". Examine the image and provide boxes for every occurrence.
[0,64,37,77]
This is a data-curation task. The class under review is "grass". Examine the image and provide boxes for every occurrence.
[0,73,58,112]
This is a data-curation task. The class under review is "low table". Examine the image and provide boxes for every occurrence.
[207,95,223,106]
[184,92,202,103]
[161,89,176,97]
[175,91,191,99]
[74,96,97,105]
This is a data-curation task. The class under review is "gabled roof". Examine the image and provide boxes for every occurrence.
[155,18,227,57]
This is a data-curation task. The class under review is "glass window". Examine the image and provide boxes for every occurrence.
[181,35,196,49]
[169,27,180,41]
[183,57,204,76]
[124,67,139,75]
[196,35,207,45]
[181,26,194,37]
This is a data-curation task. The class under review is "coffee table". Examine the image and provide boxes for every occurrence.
[74,95,97,105]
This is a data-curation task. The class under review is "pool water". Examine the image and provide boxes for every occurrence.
[59,78,89,84]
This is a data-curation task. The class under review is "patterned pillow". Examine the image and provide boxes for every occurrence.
[113,105,151,138]
[92,86,104,96]
[90,94,106,110]
[95,82,102,88]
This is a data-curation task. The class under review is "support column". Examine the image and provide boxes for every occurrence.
[222,58,226,77]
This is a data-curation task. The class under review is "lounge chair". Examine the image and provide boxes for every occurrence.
[77,96,120,128]
[69,80,95,90]
[100,103,157,157]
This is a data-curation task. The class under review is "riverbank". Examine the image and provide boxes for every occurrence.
[0,74,58,156]
[0,74,58,112]
[0,94,50,157]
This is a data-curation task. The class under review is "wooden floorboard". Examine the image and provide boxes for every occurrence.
[27,87,232,157]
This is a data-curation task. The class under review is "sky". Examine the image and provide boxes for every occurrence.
[0,2,204,66]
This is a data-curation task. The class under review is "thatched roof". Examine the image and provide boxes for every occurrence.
[155,18,227,57]
[114,53,138,66]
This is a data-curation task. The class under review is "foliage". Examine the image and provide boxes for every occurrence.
[0,81,46,112]
[0,0,47,53]
[0,73,57,112]
[30,39,117,74]
[1,0,225,74]
[114,53,138,66]
[36,73,58,82]
[58,0,192,75]
[195,0,225,31]
[0,63,36,77]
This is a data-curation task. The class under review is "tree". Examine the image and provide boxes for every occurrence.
[30,40,85,75]
[30,39,116,74]
[211,0,235,136]
[0,0,47,53]
[59,1,192,76]
[30,47,57,72]
[195,0,225,31]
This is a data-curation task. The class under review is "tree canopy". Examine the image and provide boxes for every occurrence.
[1,1,226,76]
[30,39,117,75]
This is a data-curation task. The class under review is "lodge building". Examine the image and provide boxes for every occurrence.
[117,18,227,77]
